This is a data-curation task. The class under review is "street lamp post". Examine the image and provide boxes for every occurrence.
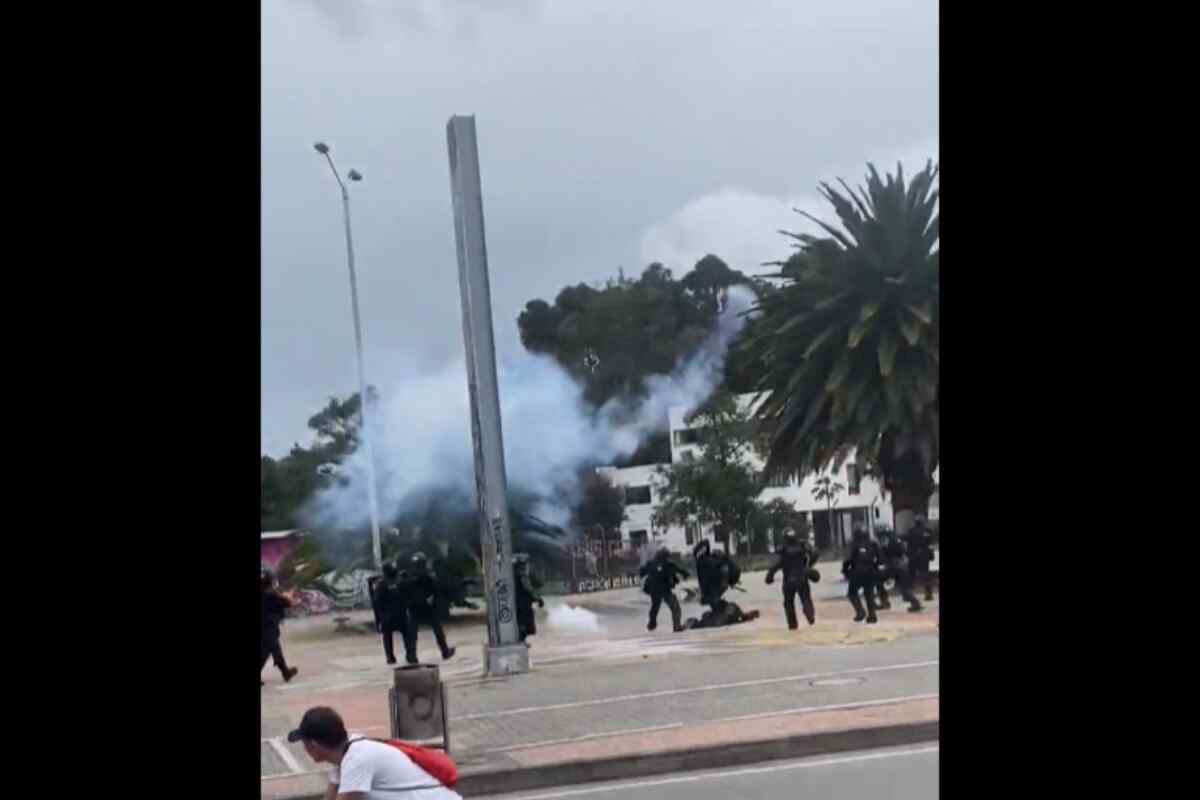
[314,141,383,571]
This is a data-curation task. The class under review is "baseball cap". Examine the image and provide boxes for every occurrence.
[286,706,347,745]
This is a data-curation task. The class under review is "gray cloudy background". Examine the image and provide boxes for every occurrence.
[261,0,938,456]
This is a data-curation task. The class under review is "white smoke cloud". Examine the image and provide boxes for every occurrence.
[547,604,604,634]
[301,285,756,534]
[640,140,939,276]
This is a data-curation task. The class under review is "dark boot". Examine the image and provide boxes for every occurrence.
[849,592,866,622]
[442,646,456,661]
[283,667,299,682]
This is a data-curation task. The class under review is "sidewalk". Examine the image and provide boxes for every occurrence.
[261,571,939,797]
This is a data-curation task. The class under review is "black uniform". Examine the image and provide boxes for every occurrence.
[639,551,689,632]
[260,580,298,683]
[842,533,883,623]
[905,521,936,601]
[879,531,923,612]
[694,541,740,610]
[399,561,455,663]
[872,532,896,610]
[766,537,818,629]
[514,562,545,643]
[684,601,760,629]
[373,567,409,665]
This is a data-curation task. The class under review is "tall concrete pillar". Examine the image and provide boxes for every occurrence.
[445,115,529,676]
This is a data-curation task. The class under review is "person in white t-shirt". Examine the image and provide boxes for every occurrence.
[287,706,461,800]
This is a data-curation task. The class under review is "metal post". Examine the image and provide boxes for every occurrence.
[316,145,384,571]
[339,186,384,571]
[445,115,529,676]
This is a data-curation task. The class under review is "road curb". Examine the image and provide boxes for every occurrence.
[279,720,938,798]
[457,720,938,796]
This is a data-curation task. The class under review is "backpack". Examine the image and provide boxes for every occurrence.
[347,738,459,788]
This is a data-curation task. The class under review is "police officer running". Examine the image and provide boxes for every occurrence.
[765,532,819,629]
[400,552,456,664]
[905,515,936,601]
[842,527,883,623]
[639,547,689,632]
[878,526,923,612]
[373,562,409,665]
[261,570,299,685]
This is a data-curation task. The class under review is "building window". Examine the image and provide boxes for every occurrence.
[672,429,701,446]
[685,523,699,546]
[625,485,652,505]
[680,450,696,463]
[846,463,861,495]
[629,530,648,549]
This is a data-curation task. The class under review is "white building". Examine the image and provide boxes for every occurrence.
[595,393,915,555]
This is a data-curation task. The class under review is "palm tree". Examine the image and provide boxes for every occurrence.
[746,161,938,535]
[811,476,845,549]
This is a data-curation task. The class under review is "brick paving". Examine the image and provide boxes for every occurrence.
[261,569,939,798]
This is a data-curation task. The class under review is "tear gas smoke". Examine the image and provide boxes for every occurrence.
[301,284,757,542]
[547,604,604,634]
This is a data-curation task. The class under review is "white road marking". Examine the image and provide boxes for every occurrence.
[720,692,940,722]
[497,745,940,798]
[482,694,937,754]
[265,737,307,775]
[485,723,686,753]
[455,660,939,720]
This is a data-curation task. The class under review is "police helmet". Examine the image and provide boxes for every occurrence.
[656,546,671,560]
[382,563,399,579]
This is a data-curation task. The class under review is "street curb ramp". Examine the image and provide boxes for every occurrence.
[285,720,938,798]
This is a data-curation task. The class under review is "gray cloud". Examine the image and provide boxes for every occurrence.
[262,0,938,455]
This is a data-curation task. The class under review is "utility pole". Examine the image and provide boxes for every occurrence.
[445,115,529,676]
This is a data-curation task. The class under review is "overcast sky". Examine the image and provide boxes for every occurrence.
[261,0,938,456]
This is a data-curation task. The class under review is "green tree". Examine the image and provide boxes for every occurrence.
[755,497,807,553]
[652,392,762,552]
[306,386,379,458]
[811,476,845,549]
[681,254,751,313]
[571,471,628,538]
[516,258,732,411]
[570,471,628,573]
[746,161,939,534]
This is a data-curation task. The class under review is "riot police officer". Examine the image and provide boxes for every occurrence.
[879,526,923,612]
[639,547,689,632]
[513,553,545,644]
[905,515,936,601]
[873,528,896,610]
[765,533,819,629]
[842,527,882,623]
[374,563,409,665]
[261,570,299,685]
[693,539,741,610]
[399,552,456,663]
